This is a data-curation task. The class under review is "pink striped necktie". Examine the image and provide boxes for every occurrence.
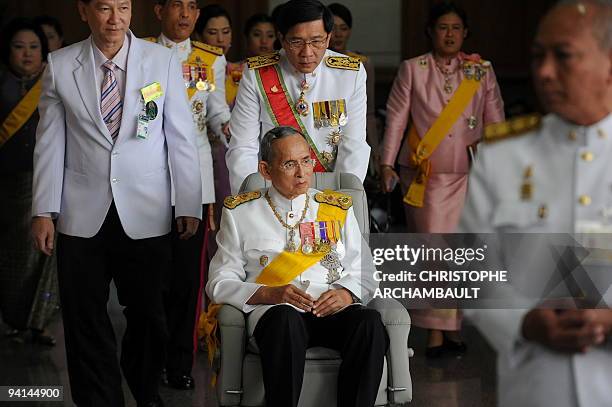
[100,60,123,141]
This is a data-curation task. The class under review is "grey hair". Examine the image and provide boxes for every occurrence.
[260,126,306,162]
[555,0,612,50]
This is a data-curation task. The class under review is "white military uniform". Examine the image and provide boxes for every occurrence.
[459,113,612,407]
[226,49,370,194]
[153,34,232,204]
[205,187,377,336]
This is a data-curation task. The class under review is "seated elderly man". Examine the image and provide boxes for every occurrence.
[206,126,388,407]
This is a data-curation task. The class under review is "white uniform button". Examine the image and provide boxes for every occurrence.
[578,195,592,206]
[112,151,119,157]
[112,178,118,184]
[581,152,594,161]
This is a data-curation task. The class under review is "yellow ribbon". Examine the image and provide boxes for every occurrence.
[198,303,221,386]
[404,76,482,207]
[0,77,42,148]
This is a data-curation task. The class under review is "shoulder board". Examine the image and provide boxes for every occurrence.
[223,191,262,209]
[484,114,542,143]
[247,52,280,70]
[192,41,223,56]
[325,56,361,71]
[314,190,353,210]
[345,51,368,63]
[143,36,158,43]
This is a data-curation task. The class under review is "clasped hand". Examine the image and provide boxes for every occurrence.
[248,284,354,317]
[522,308,612,353]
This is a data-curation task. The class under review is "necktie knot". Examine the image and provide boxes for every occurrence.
[103,60,117,72]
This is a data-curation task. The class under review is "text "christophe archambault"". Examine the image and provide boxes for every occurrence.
[370,244,508,300]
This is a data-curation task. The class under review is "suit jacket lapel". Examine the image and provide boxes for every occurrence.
[116,32,144,145]
[73,38,114,147]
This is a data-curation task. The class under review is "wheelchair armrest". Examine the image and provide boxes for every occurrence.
[367,298,413,404]
[216,304,247,406]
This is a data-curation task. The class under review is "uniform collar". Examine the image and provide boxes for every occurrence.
[92,33,129,72]
[267,185,309,212]
[551,113,611,147]
[280,48,325,81]
[158,34,191,54]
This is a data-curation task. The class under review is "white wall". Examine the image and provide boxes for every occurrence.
[268,0,402,68]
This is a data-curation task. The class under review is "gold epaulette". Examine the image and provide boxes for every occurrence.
[484,114,542,142]
[314,190,353,210]
[247,52,280,70]
[192,41,223,56]
[143,36,158,43]
[223,191,262,209]
[325,56,361,71]
[345,51,368,63]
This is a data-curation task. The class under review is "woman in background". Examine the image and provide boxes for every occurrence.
[380,2,505,357]
[244,13,276,58]
[33,15,64,52]
[0,18,58,346]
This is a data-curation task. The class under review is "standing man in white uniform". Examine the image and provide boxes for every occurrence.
[459,1,612,406]
[148,0,230,391]
[226,0,370,194]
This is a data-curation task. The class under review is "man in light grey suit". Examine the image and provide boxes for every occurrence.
[31,1,203,406]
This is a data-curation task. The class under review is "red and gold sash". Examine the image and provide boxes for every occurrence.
[255,65,331,172]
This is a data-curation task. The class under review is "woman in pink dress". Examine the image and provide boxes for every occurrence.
[380,2,505,357]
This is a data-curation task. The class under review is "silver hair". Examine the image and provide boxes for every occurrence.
[260,126,306,162]
[555,0,612,50]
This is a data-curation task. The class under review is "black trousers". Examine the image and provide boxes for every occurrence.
[164,205,206,376]
[253,304,389,407]
[57,204,171,406]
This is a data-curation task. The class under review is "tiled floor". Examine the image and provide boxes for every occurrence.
[1,281,497,407]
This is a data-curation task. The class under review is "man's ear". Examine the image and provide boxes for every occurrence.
[153,4,164,22]
[77,1,88,23]
[324,32,331,48]
[259,161,272,181]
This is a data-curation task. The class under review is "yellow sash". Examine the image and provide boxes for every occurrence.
[0,78,42,148]
[255,198,348,286]
[404,76,482,207]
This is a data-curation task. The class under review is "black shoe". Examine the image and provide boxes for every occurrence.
[165,374,195,390]
[425,344,446,358]
[443,337,467,355]
[32,331,57,347]
[138,396,164,407]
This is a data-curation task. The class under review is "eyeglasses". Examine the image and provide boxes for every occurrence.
[280,157,316,172]
[284,35,329,50]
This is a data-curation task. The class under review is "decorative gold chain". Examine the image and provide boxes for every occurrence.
[264,191,310,230]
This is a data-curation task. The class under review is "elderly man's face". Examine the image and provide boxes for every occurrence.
[531,5,612,125]
[259,134,313,199]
